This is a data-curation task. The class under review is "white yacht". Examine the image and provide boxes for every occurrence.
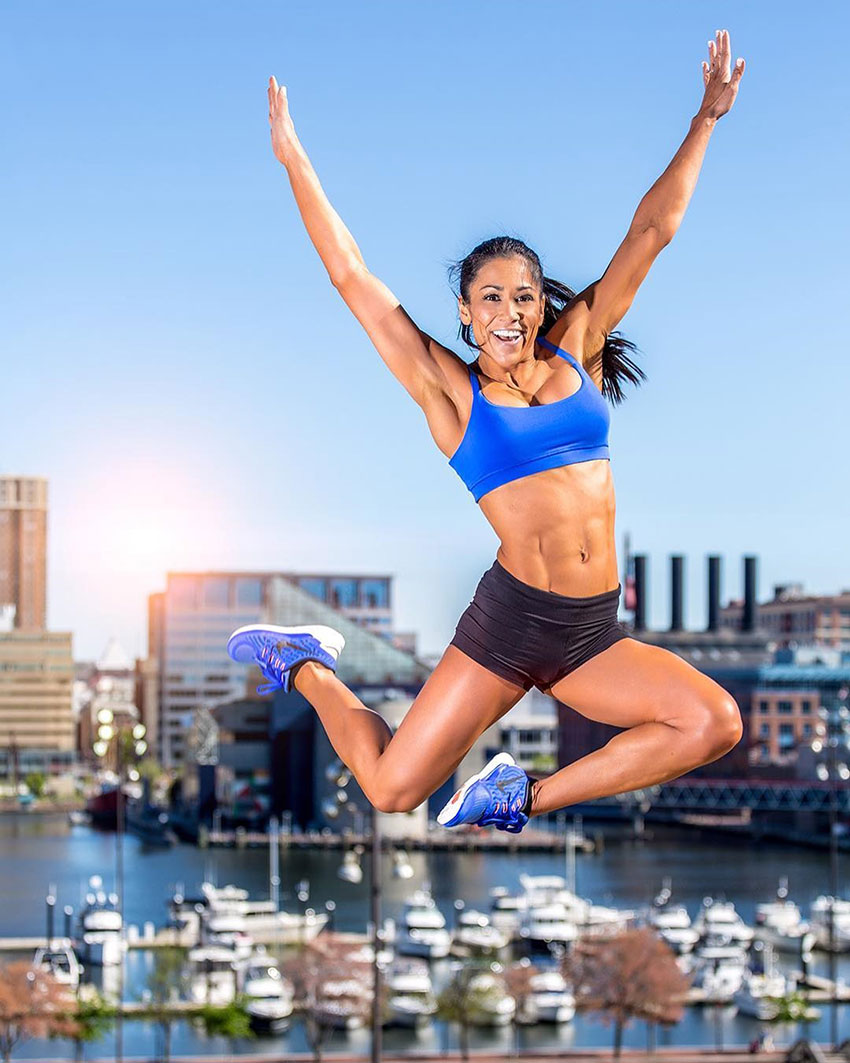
[693,898,755,946]
[398,889,451,959]
[810,896,850,951]
[755,899,810,951]
[526,969,576,1023]
[687,943,749,1002]
[522,902,579,949]
[318,977,371,1030]
[453,909,512,955]
[198,882,328,945]
[648,904,700,955]
[188,944,241,1005]
[384,958,436,1029]
[32,945,82,990]
[733,968,792,1020]
[240,954,294,1032]
[78,878,124,967]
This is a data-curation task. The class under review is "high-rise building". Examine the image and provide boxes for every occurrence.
[0,630,75,779]
[0,477,48,630]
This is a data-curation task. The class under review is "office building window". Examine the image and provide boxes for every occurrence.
[777,701,793,715]
[778,722,795,750]
[758,700,769,714]
[299,578,327,601]
[169,577,198,609]
[801,700,812,715]
[235,578,263,607]
[361,579,389,608]
[203,578,229,607]
[330,579,358,607]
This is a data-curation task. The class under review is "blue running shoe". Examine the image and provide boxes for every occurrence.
[226,623,345,696]
[437,752,531,834]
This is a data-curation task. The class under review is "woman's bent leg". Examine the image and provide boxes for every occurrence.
[294,645,526,813]
[529,638,743,817]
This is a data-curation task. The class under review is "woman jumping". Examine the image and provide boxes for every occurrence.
[228,29,746,833]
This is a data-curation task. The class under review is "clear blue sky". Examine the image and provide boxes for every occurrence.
[3,1,848,661]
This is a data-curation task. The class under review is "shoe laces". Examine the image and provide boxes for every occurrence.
[253,639,286,696]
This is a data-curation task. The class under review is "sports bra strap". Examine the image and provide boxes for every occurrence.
[536,335,581,368]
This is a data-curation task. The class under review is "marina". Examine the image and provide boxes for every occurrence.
[1,812,849,1057]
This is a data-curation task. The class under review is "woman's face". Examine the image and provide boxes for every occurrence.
[458,255,546,364]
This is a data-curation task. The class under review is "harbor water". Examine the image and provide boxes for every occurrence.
[1,811,848,1057]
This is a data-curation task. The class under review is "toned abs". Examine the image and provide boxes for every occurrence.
[479,457,618,597]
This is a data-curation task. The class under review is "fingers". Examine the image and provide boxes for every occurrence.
[268,75,288,122]
[706,29,737,81]
[719,29,731,81]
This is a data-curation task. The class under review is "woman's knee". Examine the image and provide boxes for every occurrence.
[688,690,743,760]
[366,776,425,815]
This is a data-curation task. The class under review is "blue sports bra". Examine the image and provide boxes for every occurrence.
[448,336,611,502]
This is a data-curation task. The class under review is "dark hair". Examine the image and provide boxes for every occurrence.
[448,235,645,405]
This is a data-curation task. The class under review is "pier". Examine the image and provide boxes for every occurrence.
[199,827,597,852]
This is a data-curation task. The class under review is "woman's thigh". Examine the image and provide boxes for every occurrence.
[376,645,526,808]
[548,636,738,732]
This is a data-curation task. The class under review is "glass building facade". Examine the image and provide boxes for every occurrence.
[148,570,408,767]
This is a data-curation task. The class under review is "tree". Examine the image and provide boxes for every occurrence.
[767,989,821,1025]
[0,961,78,1063]
[564,927,690,1059]
[69,986,115,1062]
[143,947,188,1063]
[195,998,254,1057]
[279,932,371,1063]
[23,773,46,800]
[434,960,510,1062]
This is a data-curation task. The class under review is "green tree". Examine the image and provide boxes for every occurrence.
[434,961,509,1062]
[143,947,188,1063]
[565,927,689,1059]
[24,773,46,799]
[69,986,115,1061]
[767,989,821,1025]
[195,998,254,1056]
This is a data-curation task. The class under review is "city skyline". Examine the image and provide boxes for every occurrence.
[4,1,848,661]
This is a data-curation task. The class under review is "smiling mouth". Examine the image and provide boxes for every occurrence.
[491,330,523,347]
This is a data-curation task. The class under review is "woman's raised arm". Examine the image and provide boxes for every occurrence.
[546,29,746,355]
[268,78,467,412]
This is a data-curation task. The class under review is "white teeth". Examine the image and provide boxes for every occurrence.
[493,330,521,340]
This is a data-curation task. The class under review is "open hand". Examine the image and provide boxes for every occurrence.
[698,29,745,120]
[268,76,297,164]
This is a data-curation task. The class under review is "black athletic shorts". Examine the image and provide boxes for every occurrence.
[449,557,631,693]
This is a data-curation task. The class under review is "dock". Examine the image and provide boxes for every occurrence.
[200,827,597,852]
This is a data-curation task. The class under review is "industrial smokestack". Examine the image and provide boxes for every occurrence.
[633,554,647,632]
[707,555,722,632]
[670,555,685,632]
[743,555,758,632]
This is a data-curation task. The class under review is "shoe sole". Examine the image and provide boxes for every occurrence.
[227,624,346,664]
[436,751,518,827]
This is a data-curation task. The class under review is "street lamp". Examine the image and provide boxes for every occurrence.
[812,686,850,1050]
[327,759,382,1061]
[92,717,147,1063]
